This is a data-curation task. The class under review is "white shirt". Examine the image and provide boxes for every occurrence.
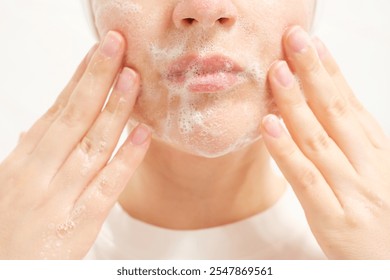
[85,187,326,260]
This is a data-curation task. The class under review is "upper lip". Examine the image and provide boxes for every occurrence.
[166,54,243,83]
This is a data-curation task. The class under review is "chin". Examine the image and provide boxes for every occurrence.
[153,122,262,158]
[129,80,276,158]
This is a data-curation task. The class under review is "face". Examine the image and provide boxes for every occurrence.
[91,0,315,158]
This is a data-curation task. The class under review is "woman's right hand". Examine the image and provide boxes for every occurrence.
[0,31,151,259]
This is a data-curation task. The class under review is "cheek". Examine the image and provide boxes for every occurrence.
[94,3,169,129]
[94,1,157,65]
[241,0,313,63]
[92,1,314,158]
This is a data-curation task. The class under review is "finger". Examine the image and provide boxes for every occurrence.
[61,44,100,102]
[53,68,139,199]
[284,26,373,170]
[18,131,26,143]
[74,124,150,220]
[261,114,343,221]
[14,44,98,157]
[31,31,125,176]
[268,61,358,195]
[313,37,388,149]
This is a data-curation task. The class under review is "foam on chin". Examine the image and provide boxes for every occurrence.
[93,0,283,158]
[129,41,272,158]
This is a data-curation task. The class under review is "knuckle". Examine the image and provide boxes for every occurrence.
[97,177,116,197]
[303,51,323,75]
[43,102,64,122]
[79,135,94,156]
[104,99,117,115]
[298,167,319,190]
[348,95,365,113]
[89,56,112,76]
[116,97,130,115]
[283,90,305,109]
[326,61,341,78]
[79,135,108,158]
[326,95,349,118]
[104,95,128,116]
[304,129,331,152]
[114,149,144,175]
[280,142,299,160]
[58,103,84,128]
[286,96,303,108]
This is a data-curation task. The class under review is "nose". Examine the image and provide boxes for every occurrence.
[172,0,238,29]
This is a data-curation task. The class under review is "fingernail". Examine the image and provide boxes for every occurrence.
[100,31,122,58]
[131,124,150,146]
[274,61,294,88]
[313,37,327,60]
[263,115,283,138]
[287,26,311,53]
[115,68,136,93]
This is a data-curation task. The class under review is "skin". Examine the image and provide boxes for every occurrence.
[0,0,389,259]
[262,29,390,259]
[93,0,313,229]
[0,35,151,259]
[91,0,315,157]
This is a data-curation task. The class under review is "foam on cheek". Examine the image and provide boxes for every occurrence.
[93,0,143,35]
[94,0,286,158]
[94,0,142,15]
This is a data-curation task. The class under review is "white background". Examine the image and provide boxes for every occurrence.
[0,0,389,161]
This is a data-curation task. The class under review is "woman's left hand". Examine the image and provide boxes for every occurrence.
[261,26,390,259]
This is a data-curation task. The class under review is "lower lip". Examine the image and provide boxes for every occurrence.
[186,72,240,93]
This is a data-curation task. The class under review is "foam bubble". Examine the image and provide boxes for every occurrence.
[139,37,270,158]
[93,0,287,158]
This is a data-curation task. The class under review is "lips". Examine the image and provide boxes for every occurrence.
[166,55,243,93]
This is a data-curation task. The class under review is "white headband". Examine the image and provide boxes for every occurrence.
[80,0,323,38]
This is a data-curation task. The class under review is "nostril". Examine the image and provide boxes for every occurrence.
[183,18,196,26]
[218,18,230,24]
[182,17,232,28]
[219,17,236,27]
[172,1,238,30]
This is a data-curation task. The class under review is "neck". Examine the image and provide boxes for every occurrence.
[119,138,286,230]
